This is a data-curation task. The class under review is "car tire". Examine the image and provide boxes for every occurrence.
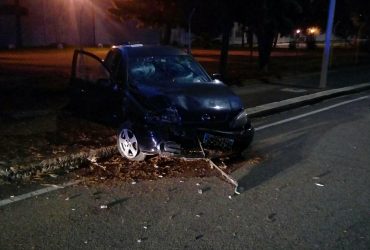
[117,127,146,161]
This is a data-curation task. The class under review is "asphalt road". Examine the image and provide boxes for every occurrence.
[1,92,370,249]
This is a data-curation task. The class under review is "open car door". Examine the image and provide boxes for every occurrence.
[70,49,114,119]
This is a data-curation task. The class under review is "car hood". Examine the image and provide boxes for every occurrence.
[134,82,243,123]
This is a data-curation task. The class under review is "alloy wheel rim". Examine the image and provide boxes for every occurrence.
[118,129,139,158]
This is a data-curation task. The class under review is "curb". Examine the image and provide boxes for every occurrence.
[0,146,116,181]
[245,82,370,118]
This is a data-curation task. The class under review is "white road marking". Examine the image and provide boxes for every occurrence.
[0,95,368,207]
[0,180,81,208]
[255,95,369,131]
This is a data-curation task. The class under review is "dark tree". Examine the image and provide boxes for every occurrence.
[109,0,189,45]
[0,0,28,48]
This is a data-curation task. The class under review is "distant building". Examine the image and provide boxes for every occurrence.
[0,0,160,48]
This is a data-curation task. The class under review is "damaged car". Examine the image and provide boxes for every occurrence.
[70,44,254,161]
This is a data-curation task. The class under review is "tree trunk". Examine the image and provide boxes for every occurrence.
[15,0,23,48]
[256,28,274,72]
[219,22,232,80]
[241,25,245,48]
[247,29,253,49]
[162,23,172,45]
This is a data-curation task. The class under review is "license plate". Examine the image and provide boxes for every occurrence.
[203,133,234,148]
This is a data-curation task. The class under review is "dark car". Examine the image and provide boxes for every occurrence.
[70,44,254,161]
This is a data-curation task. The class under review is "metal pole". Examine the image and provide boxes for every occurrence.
[188,8,195,54]
[319,0,336,89]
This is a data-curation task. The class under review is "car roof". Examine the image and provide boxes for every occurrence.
[114,44,188,57]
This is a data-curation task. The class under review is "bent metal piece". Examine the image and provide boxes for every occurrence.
[207,159,240,195]
[183,156,240,195]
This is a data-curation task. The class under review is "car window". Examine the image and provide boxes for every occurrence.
[128,55,211,86]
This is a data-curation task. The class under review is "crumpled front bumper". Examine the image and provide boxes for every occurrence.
[136,122,254,158]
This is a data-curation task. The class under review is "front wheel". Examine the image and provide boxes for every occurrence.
[117,128,146,161]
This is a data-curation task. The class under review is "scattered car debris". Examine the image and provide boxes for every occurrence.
[100,205,108,209]
[315,183,325,187]
[267,213,277,222]
[195,235,204,240]
[207,159,240,194]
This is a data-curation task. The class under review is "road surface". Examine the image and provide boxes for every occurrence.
[1,91,369,249]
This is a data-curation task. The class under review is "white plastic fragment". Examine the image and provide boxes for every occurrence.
[143,226,148,230]
[198,189,203,194]
[196,183,200,186]
[131,181,137,185]
[315,183,325,187]
[228,195,232,199]
[158,175,163,178]
[137,239,142,243]
[72,208,76,211]
[100,205,108,209]
[196,214,201,218]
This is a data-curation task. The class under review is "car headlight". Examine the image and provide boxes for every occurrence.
[230,110,249,129]
[144,107,182,124]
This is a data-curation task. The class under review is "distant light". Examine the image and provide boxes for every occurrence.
[296,29,301,34]
[307,27,320,35]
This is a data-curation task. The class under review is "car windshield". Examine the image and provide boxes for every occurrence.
[128,55,211,85]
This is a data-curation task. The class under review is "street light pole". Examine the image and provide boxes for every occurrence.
[319,0,336,89]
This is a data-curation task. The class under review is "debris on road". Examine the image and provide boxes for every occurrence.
[315,183,325,187]
[195,234,204,240]
[207,159,240,194]
[100,205,108,209]
[198,189,203,194]
[267,213,277,222]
